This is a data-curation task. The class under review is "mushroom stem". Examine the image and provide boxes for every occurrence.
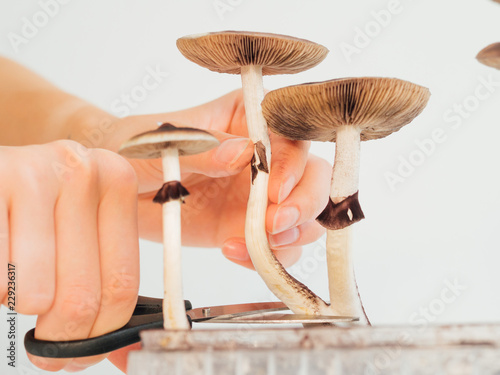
[241,65,331,315]
[326,227,369,324]
[326,125,368,323]
[160,147,189,329]
[330,125,361,201]
[241,65,271,155]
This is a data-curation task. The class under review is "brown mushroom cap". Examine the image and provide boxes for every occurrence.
[118,123,219,159]
[176,31,329,75]
[262,77,431,142]
[477,43,500,70]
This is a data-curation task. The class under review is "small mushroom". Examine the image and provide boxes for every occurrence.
[177,31,332,315]
[262,77,430,319]
[119,122,219,329]
[477,43,500,70]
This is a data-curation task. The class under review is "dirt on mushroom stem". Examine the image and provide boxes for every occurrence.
[240,64,332,315]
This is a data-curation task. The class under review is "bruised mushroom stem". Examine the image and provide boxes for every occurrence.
[321,125,369,323]
[241,65,331,315]
[153,181,189,204]
[158,147,190,329]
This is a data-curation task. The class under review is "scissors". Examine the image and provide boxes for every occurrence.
[24,295,357,358]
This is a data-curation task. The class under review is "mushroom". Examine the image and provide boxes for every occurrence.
[477,43,500,70]
[262,77,431,320]
[119,122,219,329]
[177,31,333,315]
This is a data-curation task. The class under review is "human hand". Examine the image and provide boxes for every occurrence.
[101,90,332,269]
[0,140,140,372]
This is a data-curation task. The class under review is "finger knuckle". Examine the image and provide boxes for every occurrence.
[270,147,299,177]
[102,284,138,310]
[59,287,100,323]
[101,272,139,309]
[112,161,138,192]
[51,141,95,183]
[96,150,138,190]
[51,139,90,163]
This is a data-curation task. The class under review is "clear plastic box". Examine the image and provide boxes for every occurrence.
[128,324,500,374]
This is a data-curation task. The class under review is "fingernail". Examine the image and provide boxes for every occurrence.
[215,138,251,165]
[270,227,300,247]
[272,206,300,234]
[222,238,249,261]
[278,175,296,204]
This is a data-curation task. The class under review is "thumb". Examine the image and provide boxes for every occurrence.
[180,130,253,178]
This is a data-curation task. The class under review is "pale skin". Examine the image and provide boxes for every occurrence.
[0,57,331,373]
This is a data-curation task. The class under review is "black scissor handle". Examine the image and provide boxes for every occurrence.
[24,298,192,358]
[134,296,192,315]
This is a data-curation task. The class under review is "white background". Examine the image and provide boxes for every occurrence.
[0,0,499,374]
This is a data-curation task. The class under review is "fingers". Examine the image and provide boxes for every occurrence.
[269,221,325,249]
[164,89,247,135]
[87,152,140,335]
[221,238,303,270]
[274,246,303,269]
[266,155,332,235]
[221,221,323,268]
[7,169,57,315]
[69,150,140,370]
[221,155,330,270]
[32,150,102,371]
[268,134,311,204]
[179,130,253,178]
[0,141,141,372]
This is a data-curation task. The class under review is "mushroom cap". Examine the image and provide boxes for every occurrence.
[118,123,219,159]
[477,43,500,70]
[176,31,329,75]
[262,77,431,142]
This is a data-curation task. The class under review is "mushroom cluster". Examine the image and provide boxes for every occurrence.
[177,32,331,315]
[119,30,431,329]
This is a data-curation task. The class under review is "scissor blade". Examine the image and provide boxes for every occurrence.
[206,313,359,324]
[187,301,288,322]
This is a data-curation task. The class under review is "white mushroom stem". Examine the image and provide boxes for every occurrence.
[330,125,361,202]
[326,228,368,324]
[160,147,189,329]
[326,125,368,323]
[241,65,331,315]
